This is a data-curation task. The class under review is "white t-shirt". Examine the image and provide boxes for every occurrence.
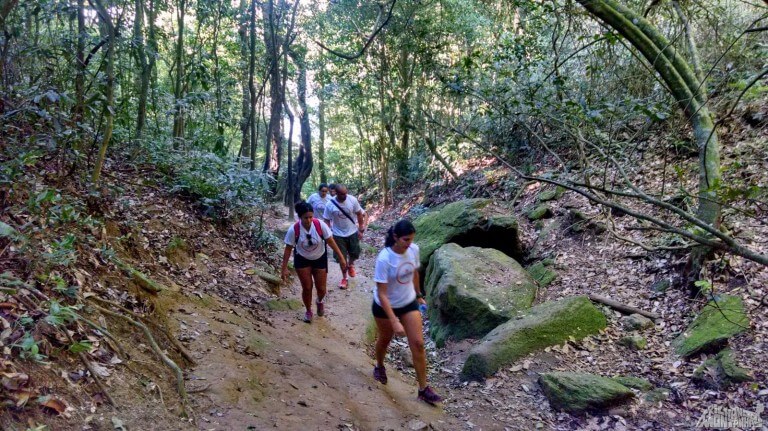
[323,195,363,237]
[307,192,329,219]
[373,243,420,308]
[283,219,333,260]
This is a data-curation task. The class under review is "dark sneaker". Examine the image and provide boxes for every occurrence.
[303,310,313,323]
[316,301,325,317]
[417,386,442,405]
[373,365,387,385]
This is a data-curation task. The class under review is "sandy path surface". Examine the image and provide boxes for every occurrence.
[174,232,458,430]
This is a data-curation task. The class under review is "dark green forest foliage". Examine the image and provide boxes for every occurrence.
[1,0,766,263]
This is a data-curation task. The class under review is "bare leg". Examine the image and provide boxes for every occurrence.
[312,267,327,303]
[296,267,313,312]
[374,317,394,367]
[400,311,427,390]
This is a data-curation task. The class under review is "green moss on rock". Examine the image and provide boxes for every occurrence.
[460,296,606,381]
[425,244,536,347]
[539,372,634,414]
[612,376,653,391]
[538,187,565,202]
[527,205,553,221]
[413,199,522,269]
[692,349,753,389]
[673,295,749,358]
[527,261,557,287]
[619,335,647,350]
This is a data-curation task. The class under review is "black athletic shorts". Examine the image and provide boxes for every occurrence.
[294,251,328,270]
[372,299,419,319]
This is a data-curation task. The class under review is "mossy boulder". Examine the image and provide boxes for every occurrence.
[622,314,654,331]
[538,187,565,202]
[619,335,647,350]
[539,372,634,414]
[692,349,753,389]
[612,376,653,391]
[673,295,749,358]
[568,209,607,234]
[527,259,557,287]
[413,199,522,269]
[527,205,553,221]
[425,244,537,347]
[461,296,606,381]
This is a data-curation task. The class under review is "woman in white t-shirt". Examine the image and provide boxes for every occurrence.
[281,202,347,323]
[371,219,442,405]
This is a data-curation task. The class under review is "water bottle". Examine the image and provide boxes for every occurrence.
[419,302,428,313]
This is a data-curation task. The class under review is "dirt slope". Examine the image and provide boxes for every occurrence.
[181,234,459,430]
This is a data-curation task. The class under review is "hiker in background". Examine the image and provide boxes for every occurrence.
[307,183,331,225]
[322,184,366,289]
[281,202,347,323]
[371,219,442,405]
[328,183,338,198]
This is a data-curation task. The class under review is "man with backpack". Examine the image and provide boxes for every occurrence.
[322,184,366,289]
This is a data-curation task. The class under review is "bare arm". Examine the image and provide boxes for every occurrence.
[326,237,347,271]
[356,211,367,239]
[413,270,425,305]
[280,245,293,280]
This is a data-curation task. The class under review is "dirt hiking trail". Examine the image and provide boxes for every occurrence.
[174,224,458,430]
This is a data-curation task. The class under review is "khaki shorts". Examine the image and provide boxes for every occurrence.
[333,233,361,262]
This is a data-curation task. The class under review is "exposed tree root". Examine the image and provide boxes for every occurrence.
[87,300,189,416]
[63,329,117,407]
[89,296,195,365]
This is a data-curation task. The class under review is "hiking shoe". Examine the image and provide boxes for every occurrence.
[373,365,387,385]
[339,278,348,289]
[417,386,442,405]
[303,310,313,323]
[316,301,325,317]
[348,265,356,277]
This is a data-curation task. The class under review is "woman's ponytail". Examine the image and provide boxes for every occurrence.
[384,226,396,247]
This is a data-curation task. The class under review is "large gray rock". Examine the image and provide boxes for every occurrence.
[461,296,606,381]
[425,244,537,347]
[413,199,522,269]
[539,372,634,414]
[673,295,749,358]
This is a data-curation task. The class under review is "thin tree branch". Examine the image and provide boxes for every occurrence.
[314,0,397,61]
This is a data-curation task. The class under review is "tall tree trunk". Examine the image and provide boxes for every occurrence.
[89,0,115,187]
[212,0,225,155]
[291,48,312,204]
[238,0,250,162]
[576,0,721,286]
[134,0,150,140]
[396,49,413,180]
[72,0,86,135]
[147,0,159,134]
[172,0,187,146]
[261,0,282,186]
[284,99,295,219]
[317,79,327,184]
[0,0,18,28]
[249,0,258,169]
